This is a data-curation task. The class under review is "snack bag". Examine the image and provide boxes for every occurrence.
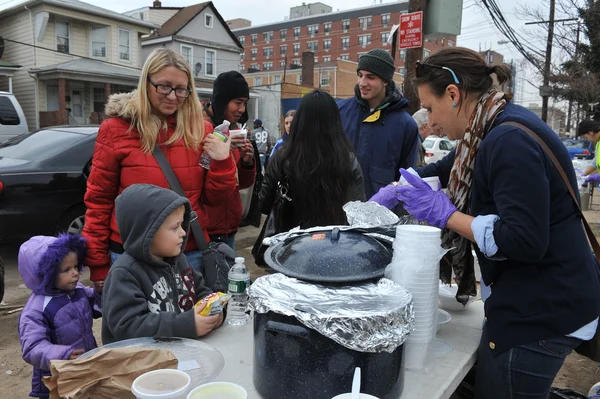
[195,292,232,316]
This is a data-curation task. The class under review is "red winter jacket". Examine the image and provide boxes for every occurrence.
[202,108,256,236]
[82,92,236,281]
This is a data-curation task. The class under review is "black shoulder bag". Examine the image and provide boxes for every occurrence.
[152,146,235,293]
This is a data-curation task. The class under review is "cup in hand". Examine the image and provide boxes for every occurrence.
[229,129,247,147]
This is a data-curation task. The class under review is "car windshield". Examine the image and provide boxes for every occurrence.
[423,140,435,149]
[0,129,87,160]
[563,141,588,149]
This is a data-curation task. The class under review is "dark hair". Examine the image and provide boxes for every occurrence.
[278,90,356,226]
[578,120,600,137]
[414,47,512,103]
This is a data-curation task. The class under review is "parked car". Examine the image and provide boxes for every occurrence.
[0,126,98,243]
[563,139,593,160]
[423,137,455,164]
[0,91,28,142]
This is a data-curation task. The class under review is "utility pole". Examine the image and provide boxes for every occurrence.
[541,0,556,123]
[404,0,427,116]
[566,21,581,133]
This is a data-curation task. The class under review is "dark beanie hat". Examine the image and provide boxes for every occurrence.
[357,48,395,83]
[210,71,250,125]
[577,120,599,136]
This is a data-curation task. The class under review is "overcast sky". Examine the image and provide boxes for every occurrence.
[0,0,582,107]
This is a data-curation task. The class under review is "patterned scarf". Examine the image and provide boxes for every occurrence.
[440,89,507,304]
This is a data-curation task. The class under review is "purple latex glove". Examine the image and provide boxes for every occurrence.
[585,174,600,184]
[396,168,458,229]
[369,184,401,209]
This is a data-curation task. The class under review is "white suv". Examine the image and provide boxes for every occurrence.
[0,91,28,142]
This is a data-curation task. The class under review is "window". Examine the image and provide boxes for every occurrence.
[359,34,371,47]
[293,27,300,38]
[359,16,372,29]
[307,41,318,51]
[340,54,349,61]
[239,36,245,45]
[180,45,193,66]
[280,60,286,67]
[293,43,300,53]
[274,75,281,84]
[293,59,301,66]
[323,39,331,50]
[0,96,20,125]
[251,48,257,58]
[263,62,273,70]
[251,63,259,70]
[205,14,213,28]
[320,71,330,86]
[251,34,257,45]
[308,24,319,36]
[263,31,273,43]
[93,87,105,113]
[399,67,406,76]
[314,56,318,63]
[447,40,455,47]
[342,19,350,31]
[400,50,406,60]
[56,21,70,53]
[280,45,287,56]
[91,26,107,58]
[280,29,287,40]
[255,77,262,86]
[323,55,331,63]
[382,13,390,26]
[118,28,131,61]
[263,47,273,58]
[298,75,302,84]
[341,37,349,50]
[240,52,244,61]
[424,49,431,57]
[324,22,331,34]
[381,32,390,44]
[205,49,216,76]
[0,129,88,159]
[239,64,245,72]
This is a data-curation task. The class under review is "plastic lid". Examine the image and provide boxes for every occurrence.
[234,257,245,264]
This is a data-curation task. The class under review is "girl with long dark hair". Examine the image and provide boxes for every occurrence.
[259,89,365,228]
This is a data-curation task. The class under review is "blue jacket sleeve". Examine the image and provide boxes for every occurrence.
[415,148,456,188]
[483,127,550,262]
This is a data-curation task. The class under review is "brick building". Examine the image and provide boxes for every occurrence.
[230,1,456,78]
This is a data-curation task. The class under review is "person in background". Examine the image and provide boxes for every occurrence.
[203,71,257,250]
[82,48,235,282]
[102,184,223,344]
[18,234,101,399]
[269,110,295,160]
[252,118,270,170]
[259,89,365,229]
[374,47,600,399]
[577,120,600,181]
[412,108,443,167]
[338,48,420,199]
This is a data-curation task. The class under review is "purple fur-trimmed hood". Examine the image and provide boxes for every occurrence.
[18,234,87,295]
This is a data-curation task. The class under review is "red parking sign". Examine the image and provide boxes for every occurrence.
[399,11,423,50]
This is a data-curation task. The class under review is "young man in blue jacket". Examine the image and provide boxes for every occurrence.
[339,48,420,198]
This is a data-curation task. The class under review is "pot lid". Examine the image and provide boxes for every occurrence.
[264,227,392,283]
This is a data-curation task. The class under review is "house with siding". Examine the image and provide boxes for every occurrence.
[0,0,157,129]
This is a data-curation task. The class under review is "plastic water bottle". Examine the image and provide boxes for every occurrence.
[227,257,251,325]
[589,381,600,398]
[200,120,230,170]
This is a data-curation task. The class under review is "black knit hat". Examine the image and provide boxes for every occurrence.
[577,120,600,136]
[210,71,250,125]
[357,49,395,82]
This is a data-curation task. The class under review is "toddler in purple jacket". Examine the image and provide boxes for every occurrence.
[18,233,101,399]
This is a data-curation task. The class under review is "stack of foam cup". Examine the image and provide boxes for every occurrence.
[389,224,445,371]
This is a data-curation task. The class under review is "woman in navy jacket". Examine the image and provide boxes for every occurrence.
[374,47,600,399]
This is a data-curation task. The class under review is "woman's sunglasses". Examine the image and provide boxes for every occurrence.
[416,61,460,85]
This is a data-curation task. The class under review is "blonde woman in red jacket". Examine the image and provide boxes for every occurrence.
[82,48,236,292]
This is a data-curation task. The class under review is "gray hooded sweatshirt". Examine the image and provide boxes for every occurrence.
[102,184,212,344]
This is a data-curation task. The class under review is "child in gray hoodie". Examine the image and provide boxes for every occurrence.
[102,184,223,344]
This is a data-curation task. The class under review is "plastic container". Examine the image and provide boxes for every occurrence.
[589,381,600,398]
[438,284,475,311]
[422,176,441,191]
[131,369,191,399]
[227,257,251,325]
[229,129,248,147]
[331,394,379,399]
[187,382,247,399]
[436,309,451,333]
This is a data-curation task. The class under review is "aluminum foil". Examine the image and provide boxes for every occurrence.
[343,201,400,228]
[247,273,414,353]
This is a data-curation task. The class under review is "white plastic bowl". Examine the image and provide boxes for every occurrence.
[131,369,191,399]
[187,382,247,399]
[436,309,451,332]
[438,284,475,311]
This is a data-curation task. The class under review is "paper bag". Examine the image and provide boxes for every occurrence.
[43,348,178,399]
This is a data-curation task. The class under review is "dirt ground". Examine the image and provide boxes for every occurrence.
[2,203,600,397]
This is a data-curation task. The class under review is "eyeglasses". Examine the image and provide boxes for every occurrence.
[416,61,460,85]
[147,77,192,98]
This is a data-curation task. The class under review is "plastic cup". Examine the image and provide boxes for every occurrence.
[331,394,379,399]
[422,176,441,191]
[187,382,248,399]
[131,369,191,399]
[396,224,442,238]
[229,130,247,147]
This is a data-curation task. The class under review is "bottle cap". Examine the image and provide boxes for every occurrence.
[235,257,245,264]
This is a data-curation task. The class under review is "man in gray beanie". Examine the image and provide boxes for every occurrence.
[338,48,419,200]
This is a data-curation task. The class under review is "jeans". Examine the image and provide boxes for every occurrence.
[209,233,236,251]
[110,250,204,274]
[475,324,582,399]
